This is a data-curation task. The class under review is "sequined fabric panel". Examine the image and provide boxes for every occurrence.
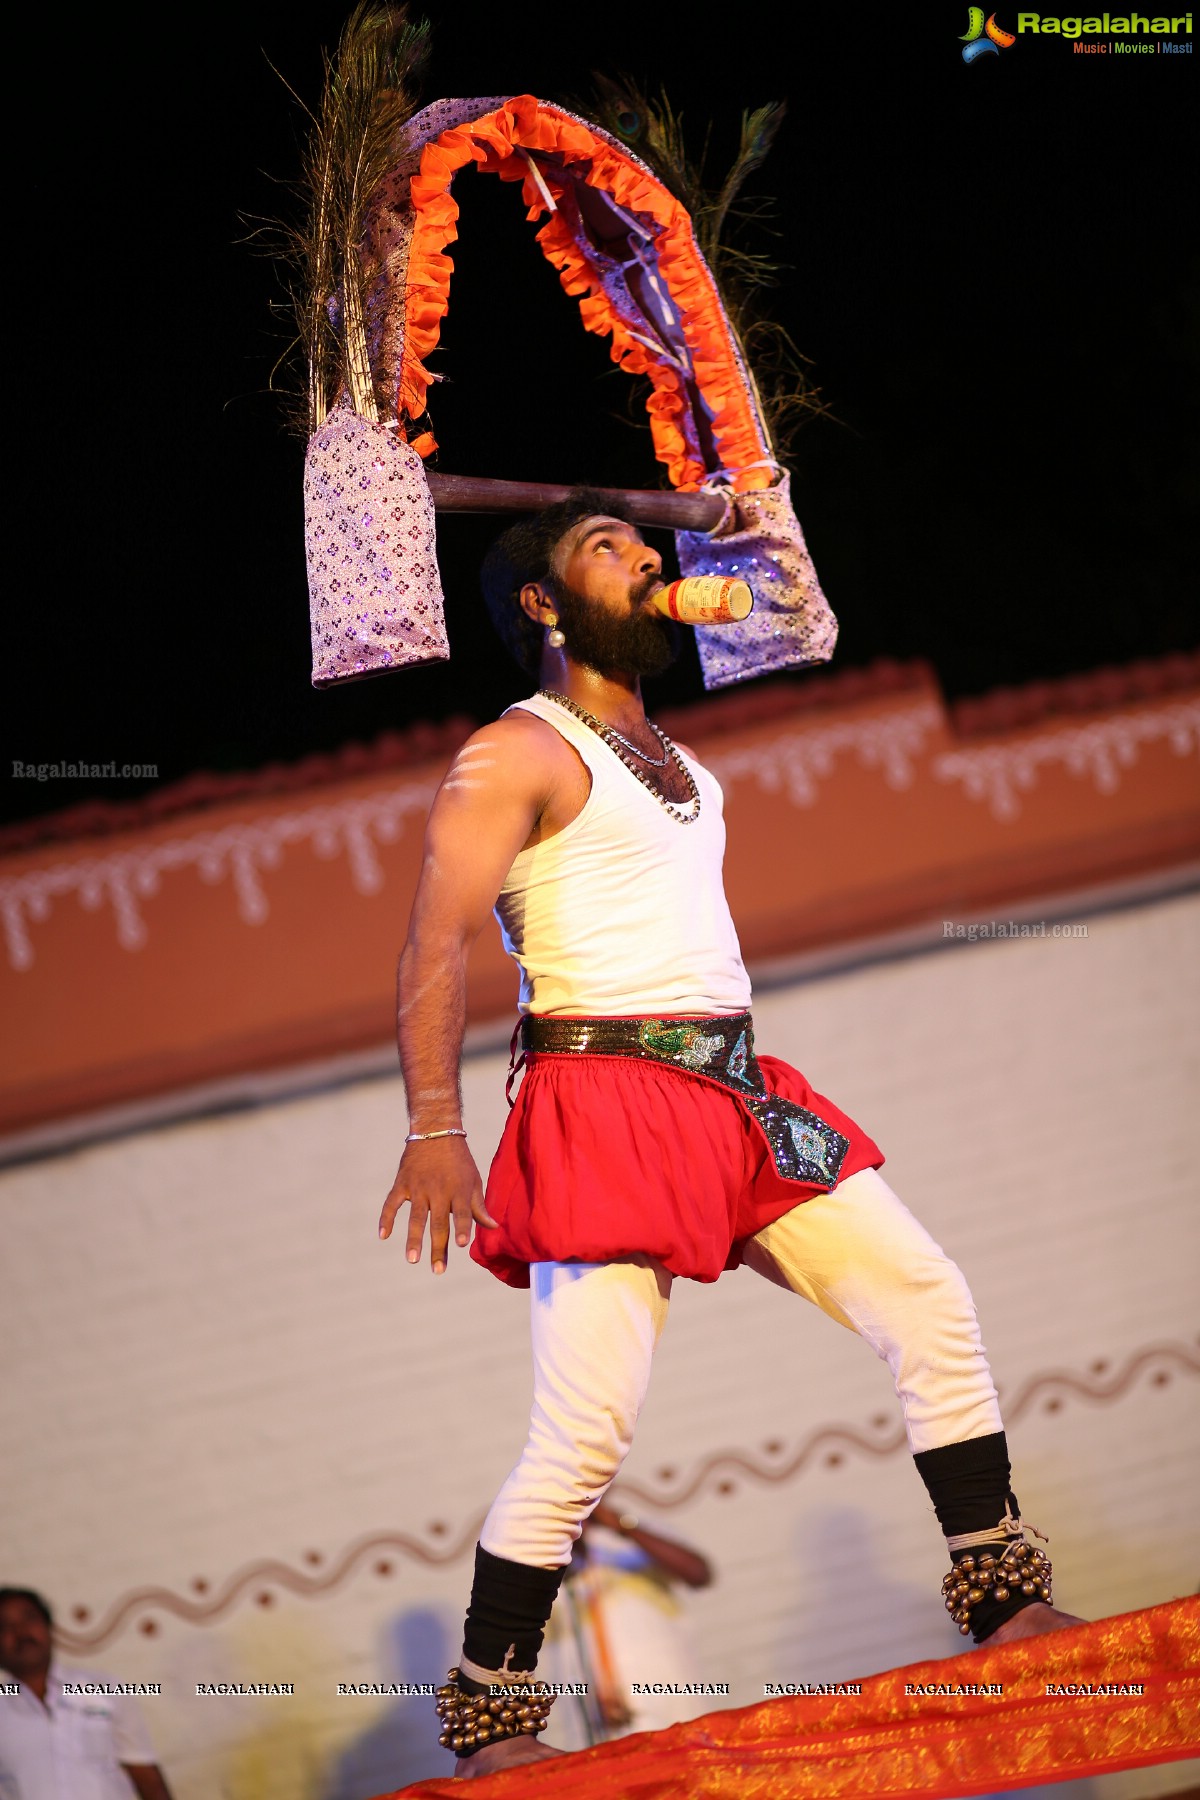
[305,404,449,685]
[675,475,840,690]
[361,97,511,417]
[522,1012,760,1090]
[394,96,514,175]
[745,1095,850,1187]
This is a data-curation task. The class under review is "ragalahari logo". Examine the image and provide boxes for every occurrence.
[961,7,1017,58]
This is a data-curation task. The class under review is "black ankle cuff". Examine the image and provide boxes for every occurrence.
[915,1434,1045,1641]
[461,1544,566,1676]
[913,1431,1014,1537]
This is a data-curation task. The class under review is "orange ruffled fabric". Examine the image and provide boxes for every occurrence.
[401,96,772,492]
[380,1597,1199,1799]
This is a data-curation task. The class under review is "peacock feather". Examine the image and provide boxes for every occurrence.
[580,74,824,456]
[269,4,430,434]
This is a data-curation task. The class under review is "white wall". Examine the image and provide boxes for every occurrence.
[3,889,1197,1800]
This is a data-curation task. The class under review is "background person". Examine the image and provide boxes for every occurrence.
[0,1589,173,1800]
[542,1499,714,1749]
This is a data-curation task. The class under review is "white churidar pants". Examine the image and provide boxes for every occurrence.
[480,1167,1003,1569]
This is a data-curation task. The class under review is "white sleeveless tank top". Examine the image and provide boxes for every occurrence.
[495,693,752,1016]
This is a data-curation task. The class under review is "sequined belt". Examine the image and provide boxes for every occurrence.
[520,1013,850,1190]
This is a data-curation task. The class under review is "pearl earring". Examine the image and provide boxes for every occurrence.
[546,617,566,649]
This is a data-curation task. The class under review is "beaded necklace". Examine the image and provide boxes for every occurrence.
[588,719,669,766]
[539,689,701,824]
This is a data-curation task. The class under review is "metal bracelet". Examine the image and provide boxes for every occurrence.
[405,1127,468,1142]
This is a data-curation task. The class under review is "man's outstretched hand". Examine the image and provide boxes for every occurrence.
[379,1138,498,1273]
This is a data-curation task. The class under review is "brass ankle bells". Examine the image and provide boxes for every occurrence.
[436,1666,555,1755]
[942,1536,1053,1635]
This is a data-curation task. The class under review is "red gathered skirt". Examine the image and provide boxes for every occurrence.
[471,1050,885,1289]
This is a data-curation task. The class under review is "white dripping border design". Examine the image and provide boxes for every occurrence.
[0,779,439,972]
[930,697,1200,822]
[2,695,1196,971]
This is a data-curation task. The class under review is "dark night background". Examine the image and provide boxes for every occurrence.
[4,3,1196,829]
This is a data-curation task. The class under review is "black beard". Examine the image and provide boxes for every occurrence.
[547,575,681,679]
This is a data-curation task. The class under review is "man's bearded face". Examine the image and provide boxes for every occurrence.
[546,570,681,679]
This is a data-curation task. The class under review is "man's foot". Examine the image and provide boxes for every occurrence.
[984,1602,1088,1645]
[454,1735,566,1779]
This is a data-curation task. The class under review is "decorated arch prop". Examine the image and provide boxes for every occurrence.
[300,70,837,690]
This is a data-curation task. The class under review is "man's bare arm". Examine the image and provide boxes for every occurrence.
[120,1766,174,1800]
[589,1500,713,1588]
[379,719,553,1272]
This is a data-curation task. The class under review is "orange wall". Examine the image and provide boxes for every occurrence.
[2,665,1197,1133]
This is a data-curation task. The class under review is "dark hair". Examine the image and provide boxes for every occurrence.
[480,488,633,674]
[0,1588,53,1628]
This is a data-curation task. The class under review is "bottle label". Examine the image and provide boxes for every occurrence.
[656,577,754,624]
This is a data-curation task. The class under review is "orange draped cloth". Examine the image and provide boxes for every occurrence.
[382,1598,1199,1798]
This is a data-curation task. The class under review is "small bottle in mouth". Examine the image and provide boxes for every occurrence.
[650,577,754,625]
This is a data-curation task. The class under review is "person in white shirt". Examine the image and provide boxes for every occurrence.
[0,1590,172,1800]
[540,1501,713,1749]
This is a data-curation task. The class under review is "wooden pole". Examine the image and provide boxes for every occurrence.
[426,472,725,533]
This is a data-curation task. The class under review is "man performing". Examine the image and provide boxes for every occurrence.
[379,490,1082,1778]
